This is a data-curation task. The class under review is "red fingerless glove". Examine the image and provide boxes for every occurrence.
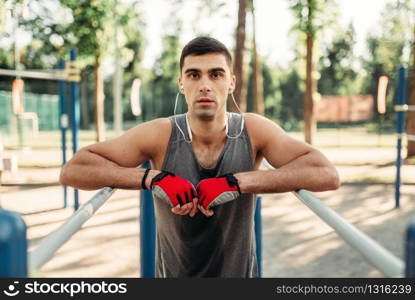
[197,173,241,209]
[151,171,197,207]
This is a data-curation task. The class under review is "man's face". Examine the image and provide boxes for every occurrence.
[178,53,236,119]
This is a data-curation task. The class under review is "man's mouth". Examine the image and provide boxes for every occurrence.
[196,97,215,103]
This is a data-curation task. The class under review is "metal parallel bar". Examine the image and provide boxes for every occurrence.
[405,219,415,277]
[28,187,116,271]
[0,68,67,80]
[58,59,68,208]
[69,48,80,210]
[293,189,404,277]
[255,196,262,277]
[395,66,406,208]
[262,160,404,277]
[140,161,156,278]
[394,104,415,112]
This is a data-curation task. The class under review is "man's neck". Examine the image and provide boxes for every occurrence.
[187,112,227,145]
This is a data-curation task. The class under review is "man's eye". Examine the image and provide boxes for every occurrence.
[211,72,222,78]
[189,73,199,79]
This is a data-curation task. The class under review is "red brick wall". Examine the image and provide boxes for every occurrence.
[315,95,374,122]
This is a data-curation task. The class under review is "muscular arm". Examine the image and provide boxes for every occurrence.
[59,118,169,190]
[234,114,340,194]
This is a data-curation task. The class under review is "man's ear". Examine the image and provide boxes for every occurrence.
[177,78,184,93]
[229,75,236,94]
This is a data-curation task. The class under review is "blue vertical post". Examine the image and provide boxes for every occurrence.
[0,209,27,277]
[405,219,415,277]
[69,48,80,210]
[255,196,262,277]
[140,161,156,278]
[58,59,68,208]
[395,66,406,208]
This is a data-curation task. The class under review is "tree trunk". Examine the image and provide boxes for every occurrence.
[233,0,248,113]
[94,54,105,142]
[252,2,264,115]
[113,1,123,136]
[407,26,415,157]
[304,32,315,144]
[80,69,89,129]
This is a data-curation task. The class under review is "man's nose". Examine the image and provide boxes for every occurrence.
[199,78,212,93]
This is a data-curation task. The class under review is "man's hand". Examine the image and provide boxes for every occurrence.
[151,171,198,216]
[196,174,241,216]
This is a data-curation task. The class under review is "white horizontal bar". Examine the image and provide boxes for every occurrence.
[262,160,404,277]
[0,69,67,81]
[293,190,404,277]
[28,187,116,270]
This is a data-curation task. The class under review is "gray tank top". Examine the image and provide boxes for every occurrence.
[153,113,258,278]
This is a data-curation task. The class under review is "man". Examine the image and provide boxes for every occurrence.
[60,37,340,278]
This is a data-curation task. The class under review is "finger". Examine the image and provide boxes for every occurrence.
[200,206,213,217]
[178,202,192,215]
[198,204,214,217]
[189,198,198,217]
[171,204,181,214]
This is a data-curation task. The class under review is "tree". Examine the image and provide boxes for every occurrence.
[408,24,415,157]
[233,0,248,112]
[361,0,413,126]
[250,0,264,115]
[247,60,279,119]
[146,16,182,120]
[60,0,113,142]
[278,68,304,130]
[288,0,334,144]
[318,23,359,95]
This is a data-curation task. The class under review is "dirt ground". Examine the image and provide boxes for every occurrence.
[1,147,415,278]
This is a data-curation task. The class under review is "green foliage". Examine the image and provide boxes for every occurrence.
[278,69,304,130]
[143,34,182,121]
[287,0,336,37]
[318,23,360,95]
[361,0,413,122]
[60,0,112,60]
[246,59,280,119]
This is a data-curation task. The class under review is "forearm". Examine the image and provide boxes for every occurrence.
[235,152,340,194]
[59,149,159,190]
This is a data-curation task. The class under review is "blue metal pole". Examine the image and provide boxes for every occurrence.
[0,209,27,277]
[58,59,68,208]
[255,196,262,277]
[70,48,80,210]
[405,219,415,277]
[395,66,406,208]
[140,161,156,278]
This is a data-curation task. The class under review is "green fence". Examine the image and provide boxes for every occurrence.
[0,91,59,133]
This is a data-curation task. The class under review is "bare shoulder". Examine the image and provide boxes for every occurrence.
[84,117,172,167]
[128,117,171,140]
[243,113,286,149]
[243,113,314,167]
[116,117,172,155]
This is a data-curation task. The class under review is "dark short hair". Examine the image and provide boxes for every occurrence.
[179,37,233,72]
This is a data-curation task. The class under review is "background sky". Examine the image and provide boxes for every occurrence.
[139,0,393,69]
